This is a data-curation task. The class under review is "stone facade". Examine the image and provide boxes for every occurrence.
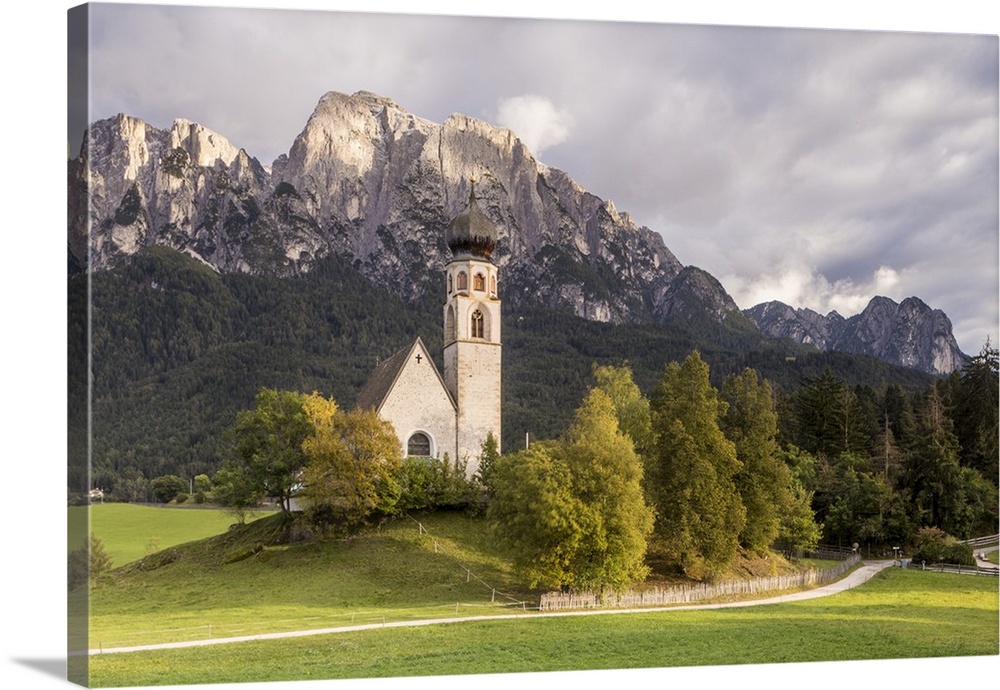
[356,191,502,478]
[373,339,458,462]
[443,255,502,474]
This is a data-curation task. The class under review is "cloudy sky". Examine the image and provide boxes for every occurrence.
[70,2,998,354]
[1,4,996,690]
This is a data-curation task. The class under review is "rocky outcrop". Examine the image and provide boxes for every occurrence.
[69,91,692,324]
[70,89,961,374]
[745,296,966,374]
[744,301,844,350]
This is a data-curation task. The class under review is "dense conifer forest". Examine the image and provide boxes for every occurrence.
[69,247,997,550]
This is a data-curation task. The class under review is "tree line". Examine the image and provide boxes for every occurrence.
[146,340,995,595]
[75,246,943,502]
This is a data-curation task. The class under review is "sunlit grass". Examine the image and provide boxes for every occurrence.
[75,503,272,567]
[86,512,530,650]
[88,568,999,687]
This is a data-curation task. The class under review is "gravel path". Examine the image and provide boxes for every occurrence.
[87,559,895,656]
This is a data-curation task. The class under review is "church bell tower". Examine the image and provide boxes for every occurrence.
[443,186,502,472]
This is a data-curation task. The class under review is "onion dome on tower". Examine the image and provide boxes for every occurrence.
[444,185,498,260]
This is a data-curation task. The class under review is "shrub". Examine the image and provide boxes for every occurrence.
[174,492,189,504]
[395,455,476,512]
[151,474,187,503]
[68,536,113,591]
[909,526,975,566]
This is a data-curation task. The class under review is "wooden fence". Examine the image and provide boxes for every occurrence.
[906,560,999,577]
[539,554,860,611]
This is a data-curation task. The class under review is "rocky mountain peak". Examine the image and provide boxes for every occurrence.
[745,295,966,374]
[169,119,243,168]
[70,89,962,375]
[70,90,699,323]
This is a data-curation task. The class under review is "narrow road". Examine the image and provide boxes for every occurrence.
[974,545,999,569]
[86,559,894,656]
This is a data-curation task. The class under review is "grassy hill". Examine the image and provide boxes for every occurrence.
[84,505,830,652]
[85,510,533,652]
[80,504,999,686]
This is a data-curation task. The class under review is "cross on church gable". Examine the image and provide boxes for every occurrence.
[415,353,423,364]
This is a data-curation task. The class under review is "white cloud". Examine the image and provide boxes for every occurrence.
[495,95,573,157]
[725,264,906,317]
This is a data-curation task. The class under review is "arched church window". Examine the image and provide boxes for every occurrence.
[457,271,468,291]
[448,273,453,294]
[407,432,431,457]
[491,275,497,297]
[473,272,486,292]
[471,310,484,339]
[445,305,456,343]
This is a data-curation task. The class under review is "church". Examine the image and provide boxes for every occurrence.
[355,189,502,478]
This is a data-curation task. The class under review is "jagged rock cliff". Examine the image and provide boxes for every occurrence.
[745,296,966,374]
[70,89,964,373]
[70,91,702,325]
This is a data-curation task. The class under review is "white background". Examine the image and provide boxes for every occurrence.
[2,2,997,689]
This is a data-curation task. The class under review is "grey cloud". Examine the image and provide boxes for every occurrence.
[81,4,998,354]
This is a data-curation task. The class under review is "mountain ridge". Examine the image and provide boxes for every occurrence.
[69,89,966,374]
[744,295,965,374]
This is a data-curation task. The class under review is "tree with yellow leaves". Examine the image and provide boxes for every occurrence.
[300,393,403,527]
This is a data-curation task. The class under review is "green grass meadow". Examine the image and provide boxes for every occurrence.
[83,510,529,653]
[79,505,999,687]
[75,503,272,567]
[88,568,999,686]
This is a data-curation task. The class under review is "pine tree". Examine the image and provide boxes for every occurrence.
[648,352,745,578]
[794,369,869,459]
[903,385,963,532]
[952,340,999,483]
[720,368,794,554]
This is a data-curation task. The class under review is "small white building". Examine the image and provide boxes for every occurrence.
[355,190,502,477]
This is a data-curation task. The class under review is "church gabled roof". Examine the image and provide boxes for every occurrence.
[354,337,456,412]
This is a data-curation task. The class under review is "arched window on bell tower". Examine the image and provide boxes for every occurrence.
[445,305,456,343]
[473,272,486,292]
[448,273,453,294]
[457,271,468,292]
[490,275,497,298]
[471,309,484,339]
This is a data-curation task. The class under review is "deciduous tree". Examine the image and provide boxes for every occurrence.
[488,389,653,591]
[591,363,653,454]
[300,395,403,527]
[561,389,654,590]
[226,388,313,513]
[488,442,583,589]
